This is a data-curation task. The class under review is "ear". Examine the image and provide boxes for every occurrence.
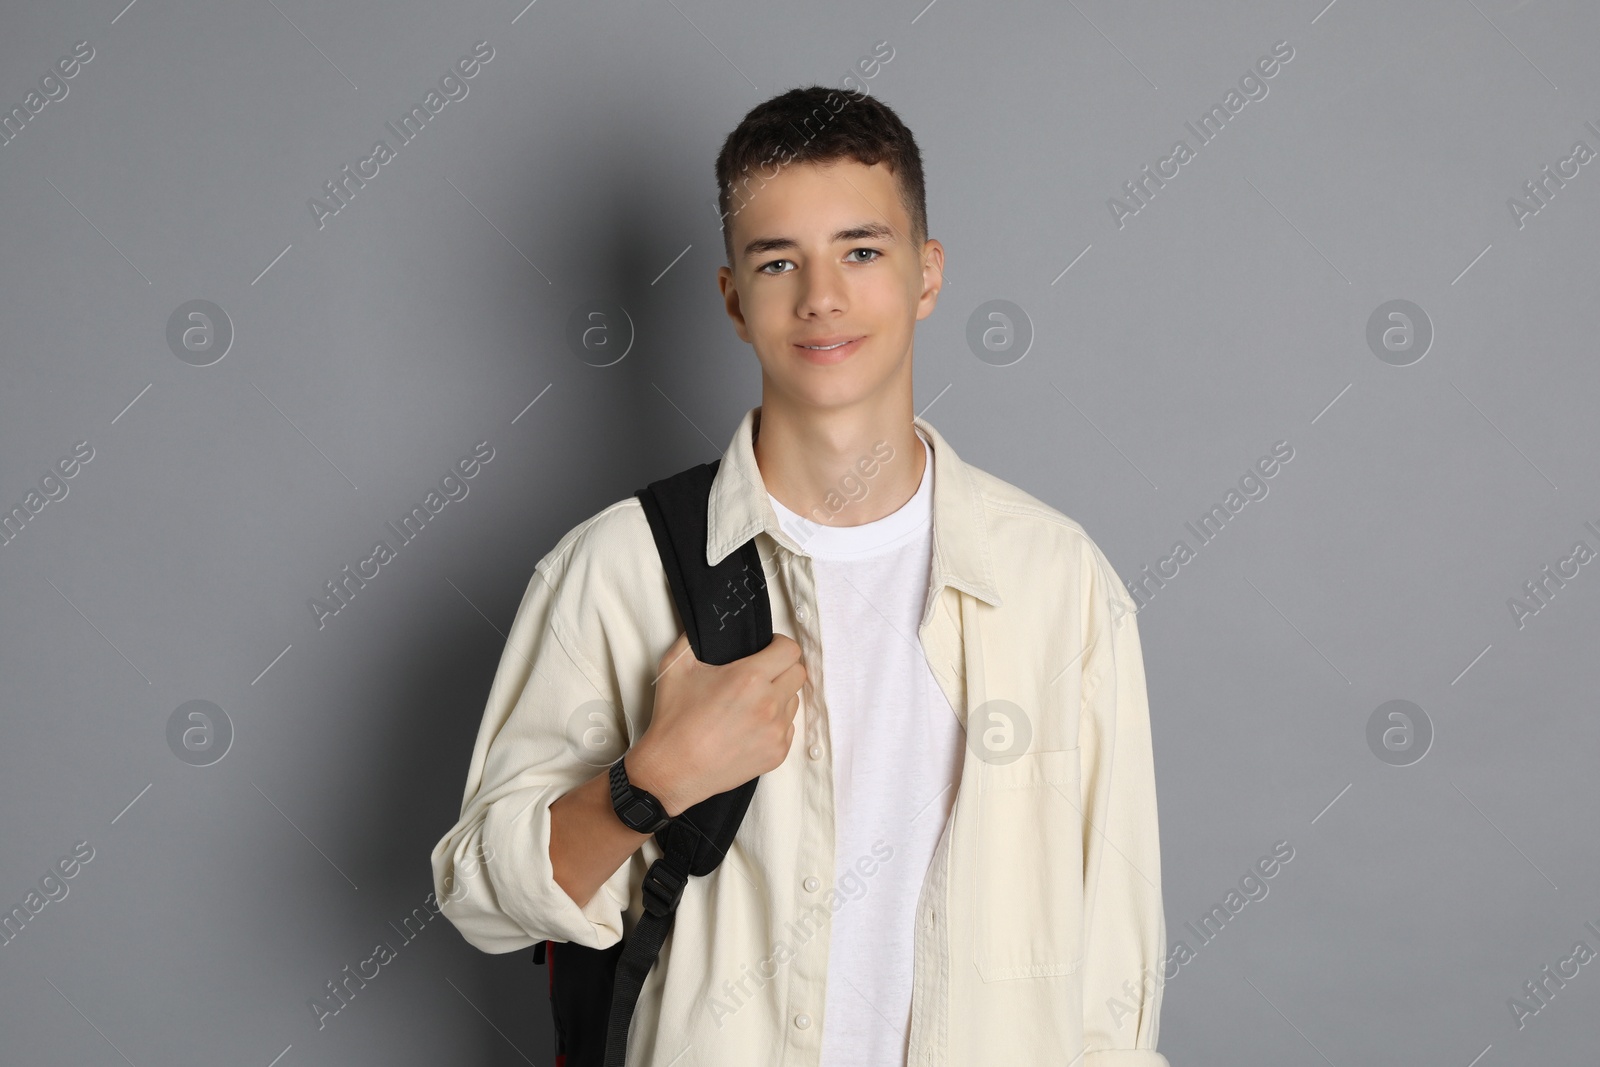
[916,238,945,321]
[718,265,753,343]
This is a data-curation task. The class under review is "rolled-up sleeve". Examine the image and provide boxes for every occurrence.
[430,541,634,956]
[1078,538,1171,1067]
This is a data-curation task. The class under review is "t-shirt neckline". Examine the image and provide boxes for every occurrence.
[768,429,932,561]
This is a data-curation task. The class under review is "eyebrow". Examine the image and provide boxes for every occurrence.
[740,222,897,261]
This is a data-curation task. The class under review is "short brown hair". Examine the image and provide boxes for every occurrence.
[713,86,927,265]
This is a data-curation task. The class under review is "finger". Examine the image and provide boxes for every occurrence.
[756,632,803,670]
[773,661,807,694]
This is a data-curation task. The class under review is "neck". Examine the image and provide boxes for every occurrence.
[753,393,926,529]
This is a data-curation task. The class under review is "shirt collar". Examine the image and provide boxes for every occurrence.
[705,405,1003,608]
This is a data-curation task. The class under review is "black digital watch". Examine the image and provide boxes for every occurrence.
[609,755,673,835]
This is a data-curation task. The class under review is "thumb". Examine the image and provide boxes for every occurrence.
[656,630,695,679]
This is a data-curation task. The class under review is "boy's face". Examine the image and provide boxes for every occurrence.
[717,159,943,414]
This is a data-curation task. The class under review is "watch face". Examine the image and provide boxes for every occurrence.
[621,798,660,828]
[612,758,667,831]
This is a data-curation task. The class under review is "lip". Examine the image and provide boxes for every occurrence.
[793,335,865,364]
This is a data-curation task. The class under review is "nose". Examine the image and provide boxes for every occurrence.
[794,261,847,319]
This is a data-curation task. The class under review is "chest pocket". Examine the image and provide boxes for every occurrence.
[971,746,1084,981]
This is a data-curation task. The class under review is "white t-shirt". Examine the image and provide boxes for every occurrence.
[767,429,965,1067]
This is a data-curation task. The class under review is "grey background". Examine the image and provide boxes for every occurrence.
[2,0,1597,1064]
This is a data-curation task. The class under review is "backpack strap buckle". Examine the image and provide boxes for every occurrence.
[641,857,689,917]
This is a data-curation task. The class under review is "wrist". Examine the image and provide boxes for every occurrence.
[623,746,684,819]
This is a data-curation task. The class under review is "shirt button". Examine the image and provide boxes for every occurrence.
[803,876,820,892]
[808,744,823,760]
[794,1013,812,1029]
[796,603,808,621]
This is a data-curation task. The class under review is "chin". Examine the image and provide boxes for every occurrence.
[771,377,881,413]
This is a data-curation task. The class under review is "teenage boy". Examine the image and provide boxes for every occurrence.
[432,86,1171,1066]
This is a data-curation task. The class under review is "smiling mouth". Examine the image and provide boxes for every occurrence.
[791,336,866,364]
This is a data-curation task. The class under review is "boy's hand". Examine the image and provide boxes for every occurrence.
[626,631,806,817]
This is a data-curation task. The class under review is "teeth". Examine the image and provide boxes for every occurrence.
[803,341,850,350]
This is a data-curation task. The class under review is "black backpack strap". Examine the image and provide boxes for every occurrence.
[600,458,773,1067]
[546,938,621,1064]
[638,458,773,668]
